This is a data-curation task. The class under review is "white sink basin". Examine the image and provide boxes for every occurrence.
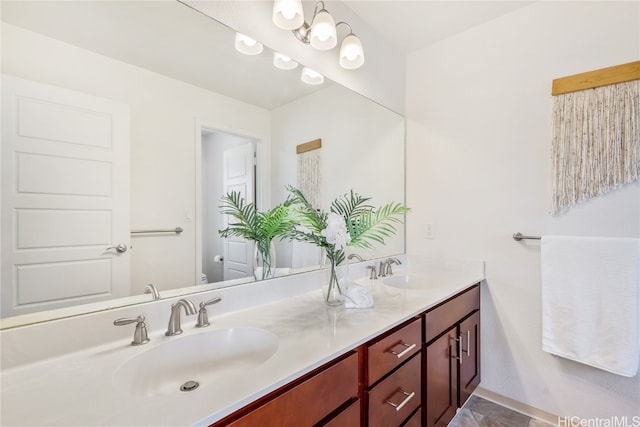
[383,273,429,288]
[113,327,278,396]
[382,273,451,290]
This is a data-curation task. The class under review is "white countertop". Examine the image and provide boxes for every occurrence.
[0,258,484,427]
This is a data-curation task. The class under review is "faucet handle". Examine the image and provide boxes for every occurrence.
[196,297,222,328]
[379,261,387,277]
[367,265,378,280]
[114,315,150,346]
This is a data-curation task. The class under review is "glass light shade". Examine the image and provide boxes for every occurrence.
[272,0,304,30]
[301,67,324,85]
[273,52,298,70]
[309,9,337,50]
[339,33,364,69]
[234,32,263,55]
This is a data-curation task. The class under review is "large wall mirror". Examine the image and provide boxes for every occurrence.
[0,1,405,327]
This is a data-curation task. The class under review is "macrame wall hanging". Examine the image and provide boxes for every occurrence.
[551,61,640,214]
[296,138,322,209]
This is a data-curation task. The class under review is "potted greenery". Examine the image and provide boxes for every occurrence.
[285,186,409,306]
[218,191,295,280]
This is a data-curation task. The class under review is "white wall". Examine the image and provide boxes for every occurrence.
[271,83,405,264]
[182,0,405,115]
[2,24,271,294]
[406,1,639,419]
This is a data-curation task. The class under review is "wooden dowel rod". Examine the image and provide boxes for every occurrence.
[296,138,322,154]
[551,61,640,96]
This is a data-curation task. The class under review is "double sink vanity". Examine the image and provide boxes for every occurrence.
[0,255,484,426]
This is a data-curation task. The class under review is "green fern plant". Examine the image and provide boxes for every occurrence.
[286,185,410,266]
[218,191,294,280]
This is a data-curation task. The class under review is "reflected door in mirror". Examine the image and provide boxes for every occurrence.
[1,76,131,317]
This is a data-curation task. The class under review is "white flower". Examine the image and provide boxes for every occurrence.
[321,213,351,251]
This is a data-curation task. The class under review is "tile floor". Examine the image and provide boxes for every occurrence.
[448,396,555,427]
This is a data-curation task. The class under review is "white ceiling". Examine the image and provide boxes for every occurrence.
[1,0,329,110]
[341,1,535,53]
[1,1,535,110]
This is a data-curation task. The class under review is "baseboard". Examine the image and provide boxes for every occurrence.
[473,387,559,426]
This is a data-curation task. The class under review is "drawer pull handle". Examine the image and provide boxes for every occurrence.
[385,389,415,412]
[388,342,417,359]
[462,330,471,358]
[451,336,463,365]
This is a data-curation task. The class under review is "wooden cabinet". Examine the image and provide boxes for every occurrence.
[322,398,360,427]
[459,310,480,404]
[366,353,421,427]
[211,352,358,427]
[424,326,458,427]
[363,318,422,385]
[362,317,423,427]
[423,285,481,427]
[402,408,422,427]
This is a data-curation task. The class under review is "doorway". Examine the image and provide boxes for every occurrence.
[199,128,257,284]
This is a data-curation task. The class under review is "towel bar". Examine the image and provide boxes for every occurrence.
[131,227,184,235]
[513,232,541,241]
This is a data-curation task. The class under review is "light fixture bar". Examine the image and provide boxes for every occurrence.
[273,1,364,70]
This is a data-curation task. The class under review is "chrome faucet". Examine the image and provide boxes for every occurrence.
[165,299,197,336]
[367,265,378,280]
[347,253,364,262]
[144,283,160,300]
[379,257,402,277]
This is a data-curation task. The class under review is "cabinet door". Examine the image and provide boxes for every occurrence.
[459,310,480,405]
[425,327,458,427]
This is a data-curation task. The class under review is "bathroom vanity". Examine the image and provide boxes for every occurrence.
[211,284,480,427]
[0,257,484,426]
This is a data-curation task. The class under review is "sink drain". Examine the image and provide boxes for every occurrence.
[180,380,199,392]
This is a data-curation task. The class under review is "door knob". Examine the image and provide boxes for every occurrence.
[106,244,128,253]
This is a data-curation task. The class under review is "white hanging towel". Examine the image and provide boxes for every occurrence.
[541,236,640,377]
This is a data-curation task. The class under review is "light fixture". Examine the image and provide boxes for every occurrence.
[301,67,324,85]
[308,5,336,50]
[338,24,364,70]
[272,0,304,31]
[273,52,298,70]
[272,1,364,70]
[234,32,263,55]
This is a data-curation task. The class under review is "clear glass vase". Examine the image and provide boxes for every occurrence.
[325,257,344,306]
[253,241,276,281]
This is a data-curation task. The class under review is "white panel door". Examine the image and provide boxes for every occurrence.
[1,75,130,317]
[222,143,255,280]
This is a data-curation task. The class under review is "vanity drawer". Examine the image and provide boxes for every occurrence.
[424,284,479,343]
[223,352,358,427]
[403,408,422,427]
[366,353,421,427]
[321,398,360,427]
[364,317,422,386]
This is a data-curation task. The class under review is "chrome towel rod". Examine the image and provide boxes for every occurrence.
[513,232,541,241]
[131,227,184,235]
